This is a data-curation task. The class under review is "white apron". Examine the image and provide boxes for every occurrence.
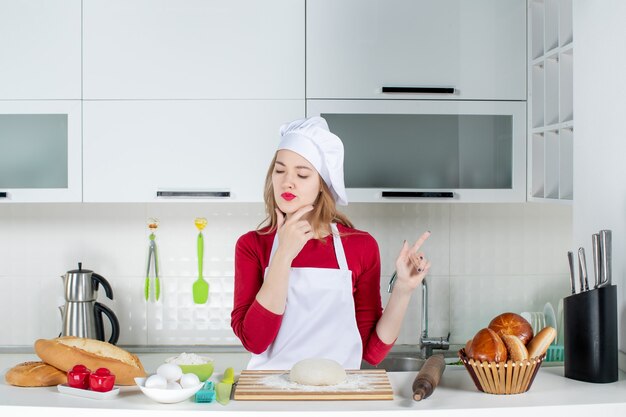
[247,223,363,370]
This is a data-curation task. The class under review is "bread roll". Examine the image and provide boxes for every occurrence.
[526,326,557,359]
[34,337,146,385]
[501,334,529,362]
[464,339,473,357]
[5,361,66,387]
[488,312,533,345]
[470,328,508,363]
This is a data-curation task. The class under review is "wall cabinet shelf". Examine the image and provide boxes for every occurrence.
[528,0,573,202]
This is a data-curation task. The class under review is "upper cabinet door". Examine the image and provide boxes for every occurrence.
[0,0,81,99]
[83,0,304,100]
[307,0,526,101]
[83,100,304,203]
[0,101,82,202]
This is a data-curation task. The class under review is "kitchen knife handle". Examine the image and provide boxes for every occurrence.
[598,230,612,287]
[592,234,601,289]
[382,86,455,94]
[567,251,576,294]
[578,247,589,291]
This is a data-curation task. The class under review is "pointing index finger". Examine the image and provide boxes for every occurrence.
[410,231,431,253]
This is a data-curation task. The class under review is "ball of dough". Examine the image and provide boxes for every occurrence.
[289,358,347,386]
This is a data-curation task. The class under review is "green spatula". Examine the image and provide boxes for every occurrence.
[193,217,209,304]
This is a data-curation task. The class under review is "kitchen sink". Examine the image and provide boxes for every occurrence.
[361,355,426,372]
[361,348,463,372]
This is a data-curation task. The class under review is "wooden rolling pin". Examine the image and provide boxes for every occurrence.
[412,354,446,401]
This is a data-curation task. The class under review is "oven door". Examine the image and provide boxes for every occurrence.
[307,100,526,203]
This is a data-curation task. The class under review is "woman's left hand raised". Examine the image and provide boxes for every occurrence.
[393,231,432,294]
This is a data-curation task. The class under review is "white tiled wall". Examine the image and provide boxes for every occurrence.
[0,203,571,347]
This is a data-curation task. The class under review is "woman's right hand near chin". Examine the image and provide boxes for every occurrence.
[256,205,314,314]
[274,205,315,261]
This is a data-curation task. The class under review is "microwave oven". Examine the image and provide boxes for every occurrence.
[307,100,526,203]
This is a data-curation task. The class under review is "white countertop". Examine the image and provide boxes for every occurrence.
[1,353,626,416]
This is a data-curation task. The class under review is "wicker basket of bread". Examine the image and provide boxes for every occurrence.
[459,312,556,395]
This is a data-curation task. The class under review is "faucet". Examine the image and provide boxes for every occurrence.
[388,274,450,359]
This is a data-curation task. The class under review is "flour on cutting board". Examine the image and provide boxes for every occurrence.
[258,373,377,392]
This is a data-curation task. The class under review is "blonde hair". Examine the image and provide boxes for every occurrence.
[258,153,354,238]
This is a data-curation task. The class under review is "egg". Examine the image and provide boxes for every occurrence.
[156,363,183,382]
[144,374,167,389]
[166,381,182,390]
[179,372,201,389]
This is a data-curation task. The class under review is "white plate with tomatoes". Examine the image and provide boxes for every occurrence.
[58,364,119,400]
[57,383,120,400]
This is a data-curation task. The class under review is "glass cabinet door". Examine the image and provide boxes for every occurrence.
[0,101,81,202]
[307,100,526,203]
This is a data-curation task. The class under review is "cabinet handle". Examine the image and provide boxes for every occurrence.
[0,192,7,199]
[382,191,454,198]
[156,191,231,198]
[382,86,455,94]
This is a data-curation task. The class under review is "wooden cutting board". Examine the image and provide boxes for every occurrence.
[233,369,394,401]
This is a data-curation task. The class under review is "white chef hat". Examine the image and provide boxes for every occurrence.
[277,116,348,206]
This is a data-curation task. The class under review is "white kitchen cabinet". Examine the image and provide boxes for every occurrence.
[528,0,573,202]
[308,99,526,203]
[0,0,81,99]
[0,101,82,202]
[83,100,304,202]
[83,0,304,100]
[306,0,526,101]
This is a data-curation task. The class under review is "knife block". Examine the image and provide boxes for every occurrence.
[563,285,618,383]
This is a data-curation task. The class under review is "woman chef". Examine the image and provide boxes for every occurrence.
[231,117,431,370]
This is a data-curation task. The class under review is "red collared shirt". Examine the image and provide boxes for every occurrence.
[231,223,393,365]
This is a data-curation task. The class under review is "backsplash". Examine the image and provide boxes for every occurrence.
[0,203,571,347]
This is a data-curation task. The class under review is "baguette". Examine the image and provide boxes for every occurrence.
[5,361,66,387]
[34,336,146,385]
[526,326,557,359]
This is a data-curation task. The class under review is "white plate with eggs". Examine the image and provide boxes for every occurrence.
[135,363,204,404]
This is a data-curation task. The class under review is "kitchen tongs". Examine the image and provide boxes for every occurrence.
[145,219,160,301]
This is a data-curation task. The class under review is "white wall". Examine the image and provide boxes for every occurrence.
[0,203,571,348]
[573,1,626,369]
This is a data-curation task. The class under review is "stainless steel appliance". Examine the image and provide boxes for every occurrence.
[59,262,120,344]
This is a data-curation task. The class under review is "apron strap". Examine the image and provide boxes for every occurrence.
[330,223,349,271]
[268,223,349,271]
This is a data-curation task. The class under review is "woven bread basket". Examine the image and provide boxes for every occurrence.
[458,349,545,395]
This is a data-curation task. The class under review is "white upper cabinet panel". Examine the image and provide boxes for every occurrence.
[0,100,82,202]
[83,0,304,99]
[0,0,81,99]
[83,100,304,202]
[307,0,526,101]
